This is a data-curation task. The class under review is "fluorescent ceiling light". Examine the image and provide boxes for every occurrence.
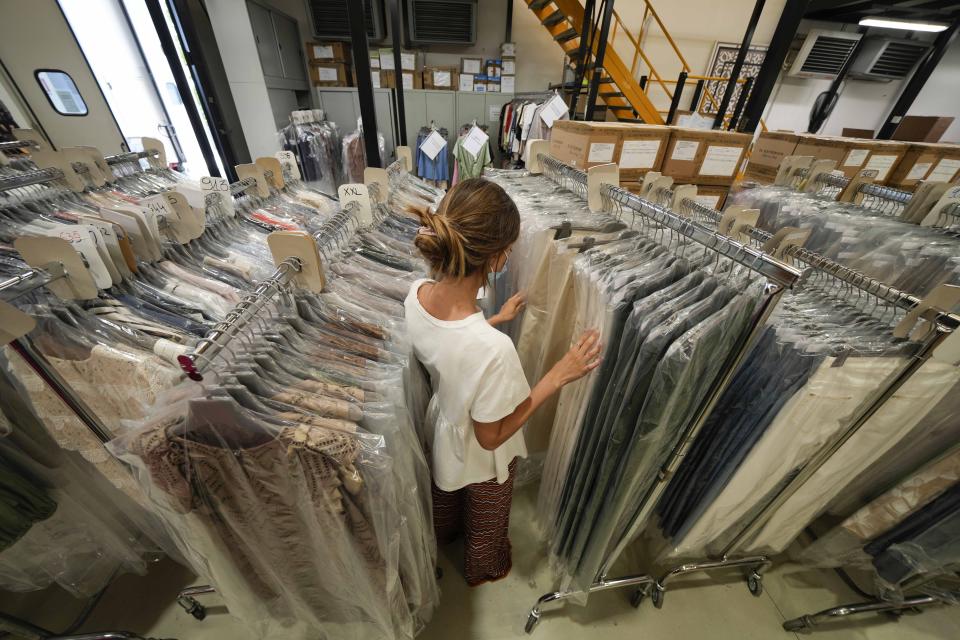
[859,17,948,32]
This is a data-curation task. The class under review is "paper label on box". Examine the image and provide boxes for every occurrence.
[906,162,932,181]
[487,82,499,92]
[435,71,451,87]
[475,84,486,92]
[928,158,960,182]
[370,55,380,69]
[588,142,615,163]
[502,60,515,74]
[313,45,334,59]
[371,70,381,88]
[380,52,394,70]
[844,148,869,167]
[694,195,721,209]
[459,74,474,91]
[317,67,339,81]
[620,140,661,169]
[671,140,699,162]
[463,59,481,74]
[463,126,489,158]
[489,105,500,122]
[401,52,415,70]
[420,130,447,160]
[501,76,515,93]
[700,145,742,177]
[863,153,897,181]
[402,72,413,90]
[539,94,568,128]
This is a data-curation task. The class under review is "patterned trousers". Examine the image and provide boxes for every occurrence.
[432,458,517,586]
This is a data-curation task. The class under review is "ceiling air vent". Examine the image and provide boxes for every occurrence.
[408,0,477,45]
[849,37,930,80]
[307,0,385,42]
[789,29,863,79]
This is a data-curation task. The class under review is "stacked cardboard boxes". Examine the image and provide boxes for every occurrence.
[742,131,801,184]
[660,128,752,188]
[887,142,960,189]
[307,41,353,87]
[423,67,458,90]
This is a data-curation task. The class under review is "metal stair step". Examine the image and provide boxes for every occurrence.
[600,91,625,98]
[529,0,554,10]
[597,77,616,84]
[609,105,637,111]
[541,10,565,27]
[554,28,578,43]
[617,117,647,123]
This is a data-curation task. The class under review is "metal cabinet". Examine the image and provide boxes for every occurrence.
[247,1,308,90]
[313,87,397,162]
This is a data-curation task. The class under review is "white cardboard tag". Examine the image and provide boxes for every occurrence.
[275,151,301,181]
[587,163,619,213]
[539,94,568,128]
[419,131,447,161]
[462,126,489,158]
[338,183,373,226]
[44,225,112,289]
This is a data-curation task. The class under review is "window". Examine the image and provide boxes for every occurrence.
[34,70,88,115]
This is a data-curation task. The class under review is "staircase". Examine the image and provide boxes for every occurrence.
[524,0,733,126]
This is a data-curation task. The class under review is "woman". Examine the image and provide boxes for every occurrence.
[405,177,601,586]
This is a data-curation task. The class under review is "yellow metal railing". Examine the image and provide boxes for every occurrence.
[609,0,766,129]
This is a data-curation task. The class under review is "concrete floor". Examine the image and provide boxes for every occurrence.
[4,483,959,640]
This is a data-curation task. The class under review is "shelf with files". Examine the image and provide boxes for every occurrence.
[625,180,960,615]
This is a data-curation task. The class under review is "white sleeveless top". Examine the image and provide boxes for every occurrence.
[405,279,530,491]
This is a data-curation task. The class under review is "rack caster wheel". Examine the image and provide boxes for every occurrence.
[177,595,207,620]
[524,609,541,634]
[630,588,645,609]
[782,617,809,632]
[747,572,763,597]
[651,587,664,609]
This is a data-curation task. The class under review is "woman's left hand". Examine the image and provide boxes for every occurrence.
[490,292,526,326]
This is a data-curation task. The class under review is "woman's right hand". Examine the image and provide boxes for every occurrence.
[548,330,603,388]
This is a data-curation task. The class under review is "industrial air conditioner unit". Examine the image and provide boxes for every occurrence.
[848,37,931,81]
[788,29,863,79]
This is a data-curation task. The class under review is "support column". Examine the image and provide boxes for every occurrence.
[876,20,960,139]
[388,0,406,146]
[569,0,596,119]
[738,0,809,133]
[713,0,767,129]
[346,0,381,167]
[585,0,615,121]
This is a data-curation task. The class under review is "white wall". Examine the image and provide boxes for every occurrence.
[907,36,960,142]
[206,0,279,159]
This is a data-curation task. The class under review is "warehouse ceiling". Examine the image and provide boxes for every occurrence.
[807,0,960,24]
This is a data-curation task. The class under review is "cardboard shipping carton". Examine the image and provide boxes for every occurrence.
[310,62,351,87]
[743,131,801,184]
[306,42,350,62]
[661,128,752,186]
[380,70,422,90]
[548,121,621,169]
[589,122,671,178]
[887,142,960,189]
[423,67,458,90]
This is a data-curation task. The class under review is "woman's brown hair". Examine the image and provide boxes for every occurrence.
[412,177,520,279]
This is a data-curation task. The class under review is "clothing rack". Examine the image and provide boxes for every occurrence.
[524,154,801,633]
[782,168,914,215]
[661,188,952,322]
[633,182,960,612]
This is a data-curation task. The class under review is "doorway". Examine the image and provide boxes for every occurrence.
[58,0,225,177]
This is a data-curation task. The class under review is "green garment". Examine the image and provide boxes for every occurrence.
[453,134,492,180]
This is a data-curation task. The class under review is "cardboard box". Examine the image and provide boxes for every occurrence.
[887,142,960,189]
[793,135,907,184]
[458,73,475,92]
[589,122,670,178]
[379,70,422,90]
[892,116,955,143]
[743,131,801,184]
[307,42,350,62]
[310,62,351,87]
[842,127,875,138]
[661,128,752,186]
[500,75,515,93]
[486,60,502,78]
[423,67,458,90]
[379,49,421,71]
[461,57,483,75]
[501,57,516,76]
[549,120,621,169]
[370,54,380,70]
[501,42,515,57]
